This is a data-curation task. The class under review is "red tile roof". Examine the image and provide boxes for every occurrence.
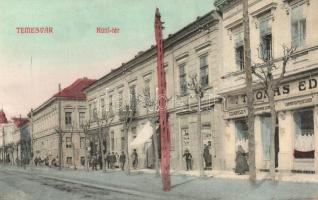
[54,77,96,100]
[12,117,29,128]
[0,110,8,124]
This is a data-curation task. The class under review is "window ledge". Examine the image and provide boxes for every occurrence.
[221,70,245,79]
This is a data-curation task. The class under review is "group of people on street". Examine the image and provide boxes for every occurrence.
[182,144,212,171]
[34,156,50,167]
[182,144,249,175]
[89,151,129,171]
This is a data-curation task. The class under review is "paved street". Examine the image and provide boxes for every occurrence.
[1,166,318,200]
[0,169,151,200]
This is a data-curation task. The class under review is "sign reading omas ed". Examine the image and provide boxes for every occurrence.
[226,76,318,109]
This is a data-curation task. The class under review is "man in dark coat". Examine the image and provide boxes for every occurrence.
[111,152,116,169]
[131,149,138,169]
[106,153,111,169]
[183,149,192,171]
[203,144,212,169]
[119,151,126,171]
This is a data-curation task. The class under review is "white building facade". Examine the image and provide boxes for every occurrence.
[215,0,318,173]
[84,11,225,171]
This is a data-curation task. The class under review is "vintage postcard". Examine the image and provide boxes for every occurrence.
[1,0,318,199]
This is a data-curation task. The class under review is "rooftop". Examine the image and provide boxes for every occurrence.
[54,77,96,100]
[0,110,8,124]
[11,117,29,128]
[31,77,95,116]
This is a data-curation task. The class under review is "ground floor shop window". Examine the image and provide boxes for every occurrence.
[235,120,248,152]
[80,156,85,166]
[261,116,271,160]
[66,157,72,165]
[293,109,314,159]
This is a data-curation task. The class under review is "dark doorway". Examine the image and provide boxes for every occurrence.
[275,121,279,168]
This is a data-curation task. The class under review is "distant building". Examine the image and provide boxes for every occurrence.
[0,111,30,165]
[11,117,29,165]
[29,77,95,168]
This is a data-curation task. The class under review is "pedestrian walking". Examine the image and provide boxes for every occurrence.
[111,152,116,169]
[115,152,119,168]
[92,155,97,171]
[97,153,102,170]
[131,149,138,169]
[106,153,111,169]
[119,151,126,171]
[183,149,192,171]
[235,145,249,175]
[203,144,212,169]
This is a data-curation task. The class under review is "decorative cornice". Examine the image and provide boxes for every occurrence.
[84,11,220,93]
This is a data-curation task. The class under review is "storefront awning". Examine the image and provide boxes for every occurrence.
[130,121,153,149]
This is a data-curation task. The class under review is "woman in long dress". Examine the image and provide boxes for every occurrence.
[235,145,249,175]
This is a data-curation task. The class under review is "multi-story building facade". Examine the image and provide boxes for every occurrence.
[0,109,8,162]
[11,117,29,165]
[84,11,224,171]
[215,0,318,173]
[30,78,95,168]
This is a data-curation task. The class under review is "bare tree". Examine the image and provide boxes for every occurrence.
[138,87,160,176]
[119,103,136,175]
[252,44,295,179]
[243,0,256,182]
[187,73,204,177]
[81,120,91,171]
[94,109,114,173]
[69,114,77,170]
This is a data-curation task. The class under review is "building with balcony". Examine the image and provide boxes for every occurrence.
[215,0,318,173]
[84,10,224,171]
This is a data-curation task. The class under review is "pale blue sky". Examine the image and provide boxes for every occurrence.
[0,0,214,118]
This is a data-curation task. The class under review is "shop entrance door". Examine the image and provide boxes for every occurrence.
[275,126,279,168]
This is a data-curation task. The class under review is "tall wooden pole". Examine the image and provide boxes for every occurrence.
[155,8,171,191]
[243,0,256,181]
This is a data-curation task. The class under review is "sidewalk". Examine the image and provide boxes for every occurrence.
[170,169,318,183]
[2,165,318,200]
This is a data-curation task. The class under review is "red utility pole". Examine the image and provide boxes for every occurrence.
[154,8,171,191]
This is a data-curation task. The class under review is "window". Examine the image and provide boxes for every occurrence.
[100,98,105,109]
[259,18,272,61]
[291,4,306,48]
[131,127,137,139]
[118,91,123,110]
[235,120,248,152]
[200,55,209,87]
[79,112,85,126]
[179,64,187,95]
[66,157,72,165]
[93,101,97,119]
[88,104,92,119]
[65,112,72,126]
[80,157,85,166]
[294,109,314,159]
[111,131,115,151]
[66,137,72,148]
[144,79,151,105]
[234,30,244,70]
[80,137,85,148]
[109,95,113,114]
[129,85,137,111]
[261,116,271,160]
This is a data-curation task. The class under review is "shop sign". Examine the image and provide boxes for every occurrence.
[226,76,318,109]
